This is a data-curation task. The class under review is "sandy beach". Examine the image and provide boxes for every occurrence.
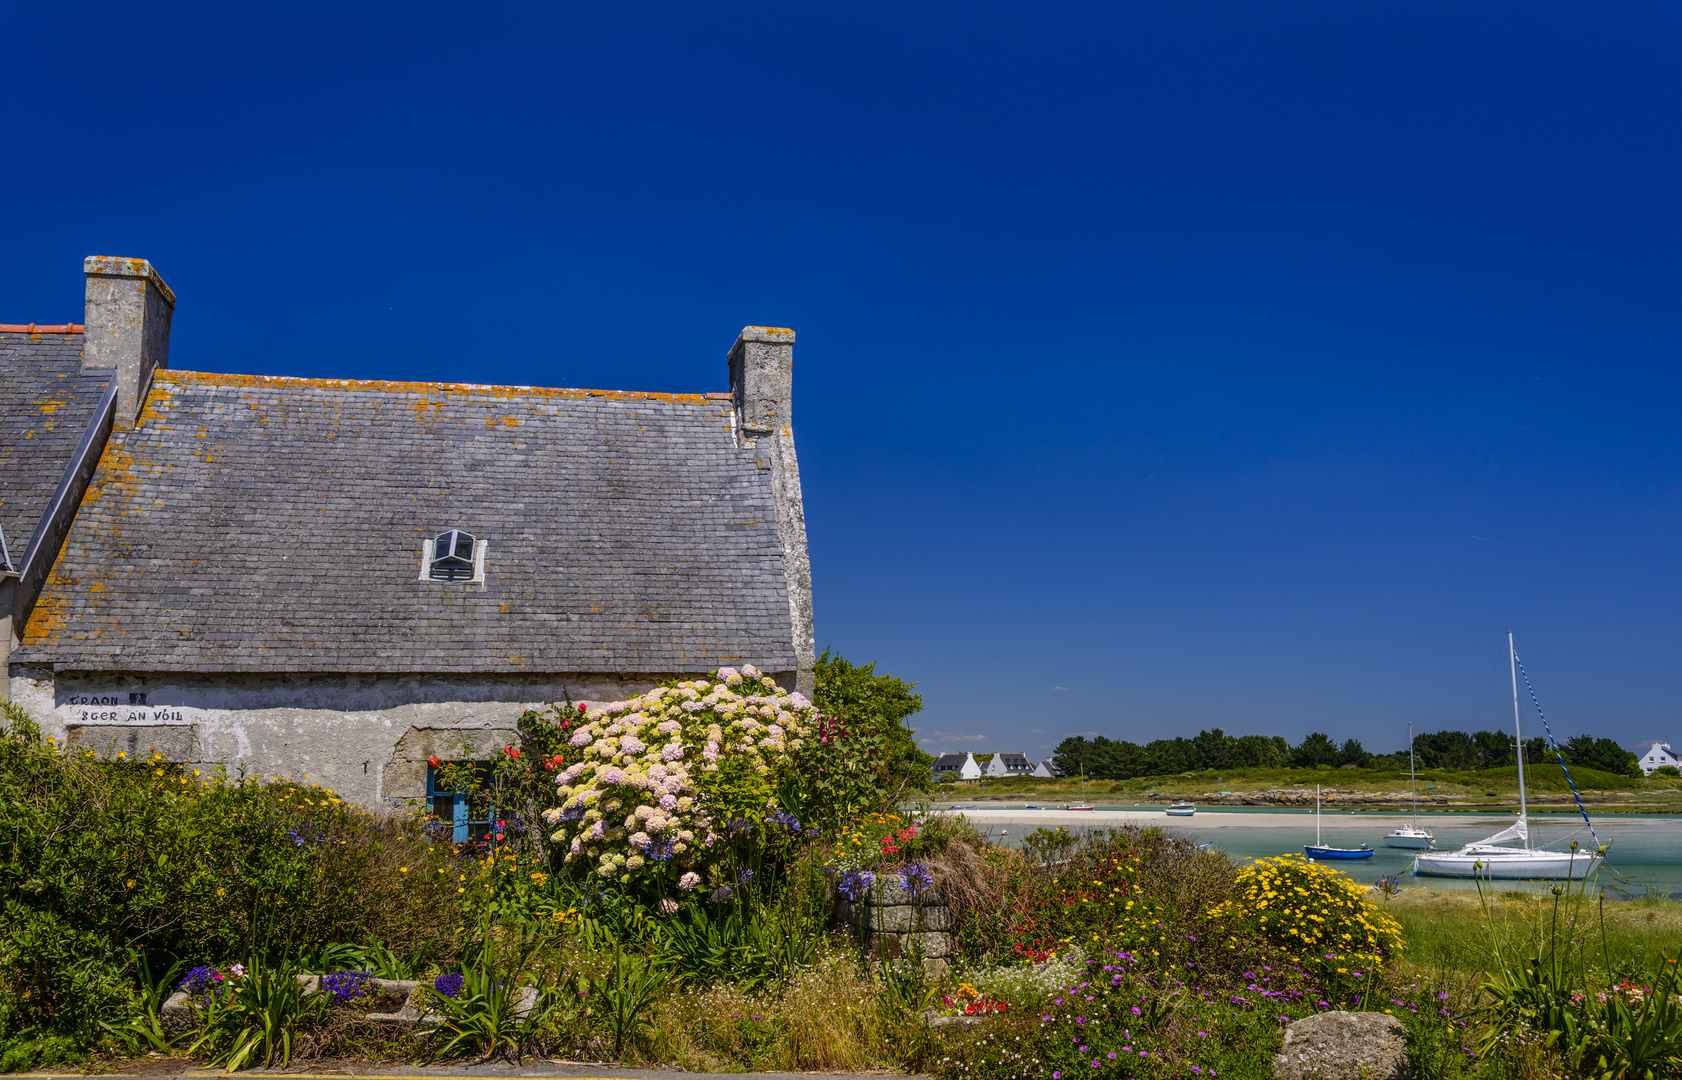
[923,805,1373,828]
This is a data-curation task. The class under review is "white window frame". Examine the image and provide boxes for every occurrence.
[420,537,487,584]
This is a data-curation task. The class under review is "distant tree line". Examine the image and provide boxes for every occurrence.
[1050,727,1641,781]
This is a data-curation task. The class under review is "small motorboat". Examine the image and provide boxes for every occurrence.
[1384,825,1435,851]
[1064,803,1095,811]
[1024,804,1039,809]
[1304,784,1374,860]
[1165,802,1196,817]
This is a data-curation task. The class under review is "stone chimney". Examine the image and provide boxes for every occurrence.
[726,325,814,697]
[82,256,174,428]
[728,325,795,439]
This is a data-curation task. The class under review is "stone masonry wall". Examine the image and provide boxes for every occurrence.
[4,666,767,810]
[836,877,953,963]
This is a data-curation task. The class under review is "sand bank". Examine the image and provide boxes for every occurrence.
[922,805,1421,829]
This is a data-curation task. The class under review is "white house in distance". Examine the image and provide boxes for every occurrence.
[1637,742,1680,776]
[933,752,983,781]
[1032,759,1057,778]
[980,751,1035,778]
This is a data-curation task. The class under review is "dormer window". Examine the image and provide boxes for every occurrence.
[421,529,486,583]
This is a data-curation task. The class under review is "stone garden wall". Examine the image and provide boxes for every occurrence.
[835,877,953,969]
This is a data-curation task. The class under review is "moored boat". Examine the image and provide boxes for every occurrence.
[1384,721,1435,850]
[1304,784,1374,860]
[1165,801,1196,816]
[1409,631,1605,881]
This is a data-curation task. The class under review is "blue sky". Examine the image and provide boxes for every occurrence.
[5,2,1681,759]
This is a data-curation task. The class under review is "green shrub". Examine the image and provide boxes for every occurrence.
[0,700,462,1048]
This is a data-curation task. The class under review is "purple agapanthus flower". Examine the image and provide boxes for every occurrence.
[179,965,226,998]
[322,970,376,1005]
[899,863,933,898]
[838,868,876,902]
[434,973,466,998]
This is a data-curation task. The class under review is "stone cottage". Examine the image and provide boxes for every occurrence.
[2,256,815,813]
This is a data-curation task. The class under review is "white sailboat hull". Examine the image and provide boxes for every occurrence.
[1413,847,1601,880]
[1383,830,1434,850]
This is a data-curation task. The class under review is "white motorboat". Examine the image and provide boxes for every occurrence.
[1411,631,1604,882]
[1384,722,1435,850]
[1384,826,1435,851]
[1165,801,1196,817]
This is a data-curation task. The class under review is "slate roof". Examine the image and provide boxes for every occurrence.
[933,753,970,769]
[0,331,110,561]
[14,370,797,674]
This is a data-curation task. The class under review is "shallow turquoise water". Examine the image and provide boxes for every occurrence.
[966,809,1681,897]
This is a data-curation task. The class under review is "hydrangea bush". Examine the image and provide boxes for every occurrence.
[542,666,817,891]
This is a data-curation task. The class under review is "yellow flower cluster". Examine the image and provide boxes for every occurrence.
[824,811,906,870]
[1208,854,1404,972]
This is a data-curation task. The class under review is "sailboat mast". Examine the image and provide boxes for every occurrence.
[1316,783,1322,845]
[1509,629,1529,848]
[1409,721,1418,829]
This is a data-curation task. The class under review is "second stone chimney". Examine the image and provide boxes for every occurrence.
[82,256,175,427]
[728,325,795,440]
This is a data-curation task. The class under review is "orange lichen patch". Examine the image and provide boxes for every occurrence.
[486,416,520,427]
[0,323,84,334]
[37,401,63,414]
[705,392,733,400]
[157,370,715,404]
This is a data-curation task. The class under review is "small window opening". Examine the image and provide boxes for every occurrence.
[427,760,498,845]
[423,528,485,583]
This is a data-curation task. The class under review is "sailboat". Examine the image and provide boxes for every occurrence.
[1304,784,1374,860]
[1413,631,1604,880]
[1384,721,1435,850]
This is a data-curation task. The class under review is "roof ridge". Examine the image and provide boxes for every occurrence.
[0,323,84,334]
[160,369,733,403]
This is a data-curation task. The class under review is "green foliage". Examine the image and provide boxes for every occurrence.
[1654,765,1681,778]
[595,942,668,1060]
[1292,731,1339,768]
[188,958,328,1070]
[424,918,554,1064]
[1561,734,1642,778]
[98,951,186,1055]
[811,648,930,794]
[0,696,462,1048]
[1472,875,1682,1080]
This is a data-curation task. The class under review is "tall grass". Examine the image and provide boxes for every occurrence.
[1389,885,1682,986]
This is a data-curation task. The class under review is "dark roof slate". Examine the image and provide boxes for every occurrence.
[15,370,796,674]
[0,332,109,558]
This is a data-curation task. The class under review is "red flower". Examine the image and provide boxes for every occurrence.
[495,833,505,841]
[577,703,587,713]
[428,756,441,769]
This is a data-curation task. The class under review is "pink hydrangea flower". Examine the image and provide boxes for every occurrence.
[679,871,701,890]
